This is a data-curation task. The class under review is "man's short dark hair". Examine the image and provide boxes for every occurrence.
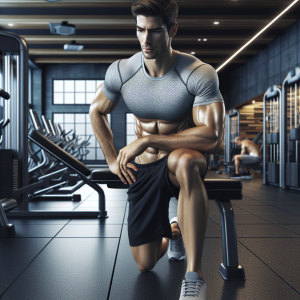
[131,0,179,35]
[235,136,242,143]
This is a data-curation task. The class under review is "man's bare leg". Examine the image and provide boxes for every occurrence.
[235,155,242,174]
[159,170,208,283]
[177,169,208,282]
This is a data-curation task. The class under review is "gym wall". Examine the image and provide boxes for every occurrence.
[219,18,300,110]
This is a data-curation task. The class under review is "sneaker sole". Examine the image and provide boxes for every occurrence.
[168,254,186,261]
[241,176,252,179]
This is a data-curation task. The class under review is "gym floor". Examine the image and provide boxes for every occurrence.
[1,170,300,300]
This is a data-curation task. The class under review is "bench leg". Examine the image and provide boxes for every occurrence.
[81,176,108,218]
[214,199,245,280]
[0,202,16,237]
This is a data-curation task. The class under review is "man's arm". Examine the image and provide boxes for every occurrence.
[241,143,247,155]
[89,82,118,165]
[145,101,225,154]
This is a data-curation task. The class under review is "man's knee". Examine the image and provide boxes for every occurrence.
[131,237,162,273]
[138,261,156,273]
[175,151,206,179]
[235,155,241,162]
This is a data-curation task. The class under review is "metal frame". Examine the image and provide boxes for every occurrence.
[225,109,240,164]
[263,85,281,186]
[280,67,300,190]
[0,31,28,204]
[0,31,108,218]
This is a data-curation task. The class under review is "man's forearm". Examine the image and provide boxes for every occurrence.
[89,110,118,165]
[145,125,220,154]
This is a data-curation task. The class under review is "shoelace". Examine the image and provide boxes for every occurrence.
[181,280,203,297]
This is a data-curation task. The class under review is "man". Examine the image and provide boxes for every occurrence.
[230,136,262,179]
[89,0,225,299]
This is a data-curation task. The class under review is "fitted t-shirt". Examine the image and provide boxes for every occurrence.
[102,50,224,121]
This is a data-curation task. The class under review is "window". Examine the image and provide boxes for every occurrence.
[53,80,104,105]
[53,113,111,161]
[126,113,135,145]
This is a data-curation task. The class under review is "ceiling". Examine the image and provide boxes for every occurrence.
[0,0,299,74]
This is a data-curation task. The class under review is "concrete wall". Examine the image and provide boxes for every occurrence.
[220,18,300,110]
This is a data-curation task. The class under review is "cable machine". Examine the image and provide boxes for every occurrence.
[263,85,281,186]
[280,67,300,190]
[0,31,28,205]
[224,109,240,172]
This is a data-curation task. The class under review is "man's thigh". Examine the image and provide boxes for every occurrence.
[167,148,208,190]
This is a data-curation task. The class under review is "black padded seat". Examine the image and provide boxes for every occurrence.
[91,170,243,200]
[28,129,91,177]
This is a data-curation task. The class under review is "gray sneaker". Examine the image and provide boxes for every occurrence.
[168,217,186,261]
[179,272,207,300]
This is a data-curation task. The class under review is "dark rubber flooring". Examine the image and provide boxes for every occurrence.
[1,170,300,299]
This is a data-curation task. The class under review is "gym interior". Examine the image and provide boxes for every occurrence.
[1,0,300,299]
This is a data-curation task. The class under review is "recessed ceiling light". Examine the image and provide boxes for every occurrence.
[191,52,195,55]
[216,0,299,72]
[198,39,201,41]
[8,24,13,26]
[252,100,255,103]
[214,22,219,25]
[203,38,207,41]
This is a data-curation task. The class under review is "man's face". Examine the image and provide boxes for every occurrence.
[236,140,241,146]
[136,15,174,60]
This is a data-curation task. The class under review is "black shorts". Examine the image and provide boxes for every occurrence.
[127,154,209,247]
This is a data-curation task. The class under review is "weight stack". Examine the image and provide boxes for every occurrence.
[267,162,279,184]
[286,163,300,188]
[0,150,18,198]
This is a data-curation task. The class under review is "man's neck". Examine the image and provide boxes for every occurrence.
[144,48,178,78]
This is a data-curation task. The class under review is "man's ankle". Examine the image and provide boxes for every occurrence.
[171,231,181,240]
[171,223,181,240]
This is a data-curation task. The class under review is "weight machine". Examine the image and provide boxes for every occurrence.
[280,67,300,189]
[263,85,281,186]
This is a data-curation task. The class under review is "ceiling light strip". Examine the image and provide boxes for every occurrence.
[216,0,299,72]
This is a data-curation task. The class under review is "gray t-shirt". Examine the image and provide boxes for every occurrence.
[102,50,224,121]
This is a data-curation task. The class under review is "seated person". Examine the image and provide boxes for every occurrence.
[230,136,262,179]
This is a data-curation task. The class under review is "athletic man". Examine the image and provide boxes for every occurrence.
[230,136,262,179]
[89,1,225,299]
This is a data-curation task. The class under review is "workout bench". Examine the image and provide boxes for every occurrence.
[11,129,246,281]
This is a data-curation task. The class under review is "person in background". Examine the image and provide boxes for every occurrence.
[230,136,262,179]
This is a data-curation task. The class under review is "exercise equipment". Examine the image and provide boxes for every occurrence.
[6,129,246,280]
[224,109,240,173]
[263,85,281,186]
[0,198,17,237]
[0,31,29,204]
[280,67,300,189]
[0,89,17,237]
[0,88,10,145]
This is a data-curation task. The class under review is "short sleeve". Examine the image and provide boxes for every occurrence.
[102,60,123,103]
[187,64,224,107]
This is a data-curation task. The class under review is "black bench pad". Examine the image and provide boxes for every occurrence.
[91,169,243,200]
[29,129,91,177]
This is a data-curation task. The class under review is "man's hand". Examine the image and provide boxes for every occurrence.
[110,137,148,185]
[109,160,138,185]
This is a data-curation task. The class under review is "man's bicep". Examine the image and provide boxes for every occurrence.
[90,82,118,115]
[192,102,225,134]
